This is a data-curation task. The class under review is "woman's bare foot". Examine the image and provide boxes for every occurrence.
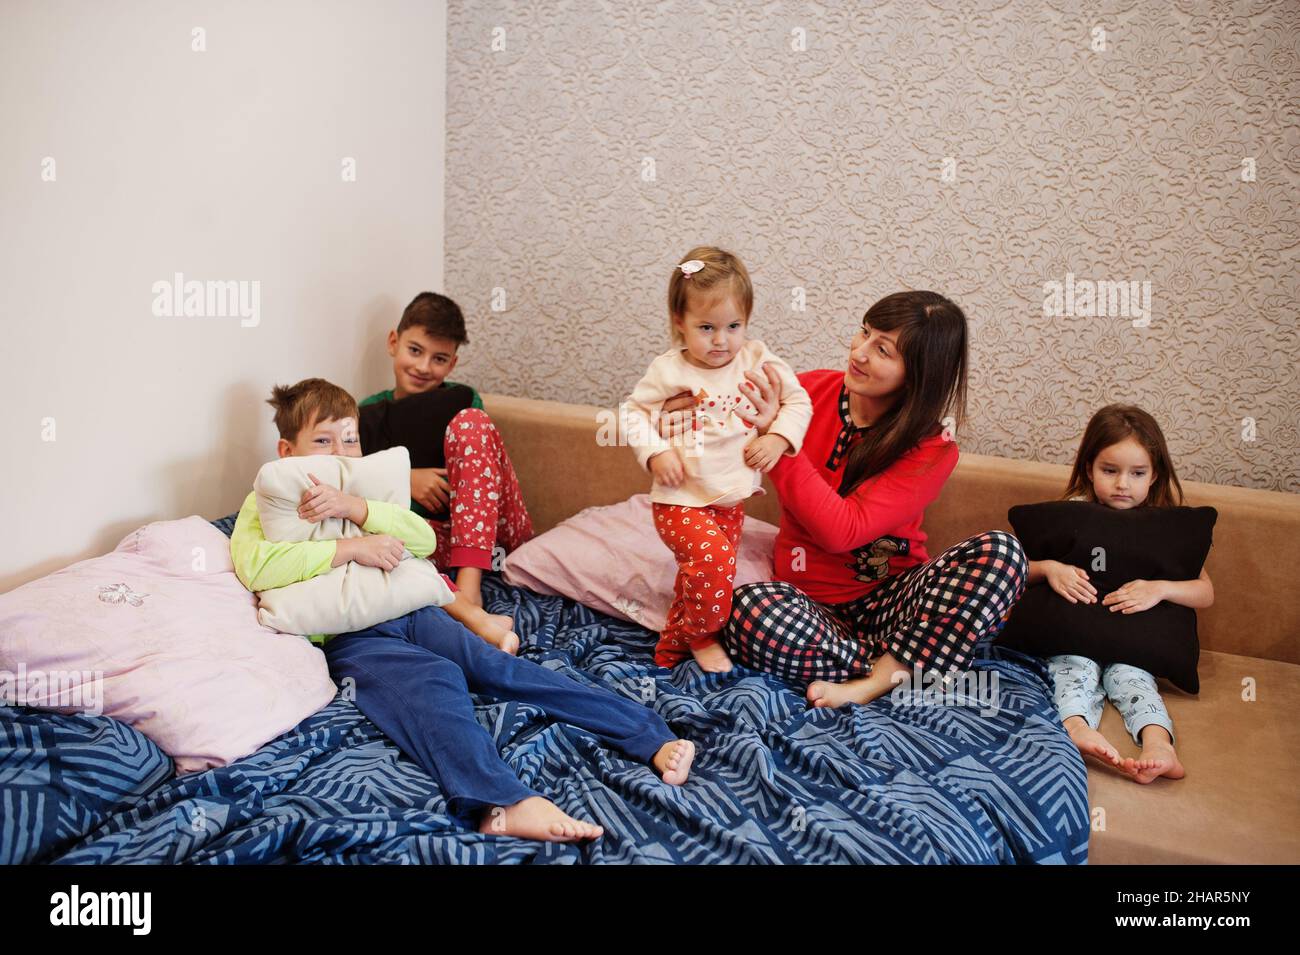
[1063,716,1124,770]
[1125,727,1185,784]
[482,612,519,656]
[653,739,695,786]
[691,640,733,673]
[806,651,909,709]
[456,567,483,608]
[477,796,604,842]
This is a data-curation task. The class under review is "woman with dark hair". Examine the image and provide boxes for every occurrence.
[664,291,1028,707]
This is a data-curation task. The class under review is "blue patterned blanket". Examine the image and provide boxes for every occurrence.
[2,519,1089,864]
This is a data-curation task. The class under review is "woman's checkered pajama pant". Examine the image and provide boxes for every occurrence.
[722,530,1028,685]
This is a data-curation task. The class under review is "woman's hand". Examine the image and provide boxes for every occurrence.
[656,391,696,439]
[1103,579,1165,614]
[1044,561,1097,604]
[736,362,784,434]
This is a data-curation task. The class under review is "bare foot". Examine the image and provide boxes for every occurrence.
[482,612,519,656]
[806,652,909,709]
[1127,729,1185,784]
[1063,716,1125,771]
[691,640,733,673]
[477,796,604,842]
[653,739,695,786]
[457,567,483,608]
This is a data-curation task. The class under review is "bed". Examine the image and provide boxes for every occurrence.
[1,515,1089,865]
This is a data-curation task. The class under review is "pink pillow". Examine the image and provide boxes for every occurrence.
[0,517,336,774]
[502,494,777,632]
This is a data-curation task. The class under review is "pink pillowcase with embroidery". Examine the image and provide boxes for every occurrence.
[0,517,336,774]
[502,494,777,632]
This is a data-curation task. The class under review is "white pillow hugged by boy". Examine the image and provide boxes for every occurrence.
[252,447,455,636]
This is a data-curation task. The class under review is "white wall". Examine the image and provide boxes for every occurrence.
[0,0,446,591]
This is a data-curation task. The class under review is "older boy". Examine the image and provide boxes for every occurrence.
[359,292,533,607]
[230,378,694,843]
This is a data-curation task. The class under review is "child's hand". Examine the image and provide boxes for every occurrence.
[412,467,451,516]
[744,433,790,472]
[1044,561,1097,604]
[299,475,366,525]
[346,534,405,572]
[1103,579,1164,614]
[650,449,685,488]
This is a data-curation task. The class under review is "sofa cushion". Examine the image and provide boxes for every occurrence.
[359,383,476,470]
[1087,649,1300,864]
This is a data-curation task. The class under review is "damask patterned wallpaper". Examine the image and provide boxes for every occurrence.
[444,0,1299,492]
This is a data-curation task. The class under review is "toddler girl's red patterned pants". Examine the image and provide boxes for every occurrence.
[651,501,746,668]
[427,409,534,572]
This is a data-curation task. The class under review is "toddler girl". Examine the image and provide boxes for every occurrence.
[623,247,812,672]
[1028,404,1214,783]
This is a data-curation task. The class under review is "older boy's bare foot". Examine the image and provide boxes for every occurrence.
[457,567,483,608]
[1063,716,1124,770]
[690,640,733,673]
[1127,731,1185,784]
[478,796,603,842]
[483,613,519,655]
[653,739,695,786]
[807,652,909,709]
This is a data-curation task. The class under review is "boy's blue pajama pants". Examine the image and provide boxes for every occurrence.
[323,606,674,824]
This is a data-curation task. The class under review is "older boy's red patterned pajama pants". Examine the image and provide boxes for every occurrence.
[426,409,534,573]
[652,502,746,668]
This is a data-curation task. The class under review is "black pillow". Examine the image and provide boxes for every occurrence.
[359,384,476,469]
[996,500,1217,694]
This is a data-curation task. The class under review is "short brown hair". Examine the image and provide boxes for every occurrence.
[266,378,359,442]
[667,246,753,344]
[397,292,468,347]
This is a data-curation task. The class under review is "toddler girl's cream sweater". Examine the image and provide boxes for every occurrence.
[621,339,813,508]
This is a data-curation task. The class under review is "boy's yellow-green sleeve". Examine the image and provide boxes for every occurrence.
[229,491,337,592]
[361,500,436,558]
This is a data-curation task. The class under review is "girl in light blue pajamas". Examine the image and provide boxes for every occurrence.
[1047,655,1175,749]
[1023,405,1214,784]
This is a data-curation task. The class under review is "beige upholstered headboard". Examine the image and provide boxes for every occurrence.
[483,393,1300,665]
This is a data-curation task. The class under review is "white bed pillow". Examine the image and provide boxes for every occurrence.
[252,447,454,635]
[255,446,411,539]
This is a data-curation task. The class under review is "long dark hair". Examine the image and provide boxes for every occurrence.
[1063,404,1185,507]
[839,291,969,497]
